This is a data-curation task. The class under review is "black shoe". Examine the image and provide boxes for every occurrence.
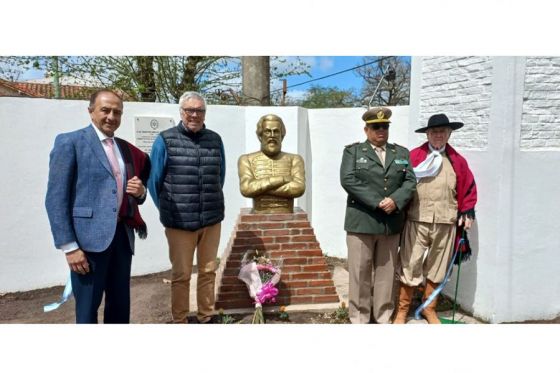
[199,315,221,324]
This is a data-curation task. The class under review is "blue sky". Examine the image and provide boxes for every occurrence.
[284,56,367,92]
[272,56,375,101]
[278,56,412,101]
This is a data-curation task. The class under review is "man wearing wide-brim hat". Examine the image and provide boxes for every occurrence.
[393,113,478,324]
[340,107,416,324]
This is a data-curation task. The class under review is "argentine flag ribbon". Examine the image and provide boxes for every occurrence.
[43,273,73,312]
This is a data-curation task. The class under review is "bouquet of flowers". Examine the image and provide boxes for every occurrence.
[238,250,282,323]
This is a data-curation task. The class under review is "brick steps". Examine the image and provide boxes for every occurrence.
[215,207,339,310]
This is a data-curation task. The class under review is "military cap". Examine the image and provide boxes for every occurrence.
[362,107,392,124]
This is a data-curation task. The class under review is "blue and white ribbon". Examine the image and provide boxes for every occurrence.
[413,150,442,181]
[43,273,73,312]
[414,238,464,320]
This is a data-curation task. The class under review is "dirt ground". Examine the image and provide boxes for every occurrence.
[2,255,557,324]
[0,256,350,324]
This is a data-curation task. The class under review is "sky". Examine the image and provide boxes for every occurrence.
[276,56,367,101]
[284,56,366,90]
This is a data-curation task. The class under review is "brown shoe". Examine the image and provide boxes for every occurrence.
[393,284,413,324]
[421,280,441,324]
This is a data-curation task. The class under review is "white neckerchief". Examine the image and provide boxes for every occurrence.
[413,144,446,181]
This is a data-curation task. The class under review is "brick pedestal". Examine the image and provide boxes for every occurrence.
[215,207,339,310]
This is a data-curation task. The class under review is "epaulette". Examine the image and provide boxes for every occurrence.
[345,141,360,148]
[392,143,408,150]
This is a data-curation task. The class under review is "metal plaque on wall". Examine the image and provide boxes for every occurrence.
[134,116,175,153]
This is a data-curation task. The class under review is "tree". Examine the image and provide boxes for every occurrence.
[1,56,310,104]
[0,56,64,82]
[0,56,27,81]
[66,56,237,103]
[297,85,359,108]
[355,56,411,107]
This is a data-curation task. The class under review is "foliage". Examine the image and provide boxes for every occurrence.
[329,302,350,324]
[0,56,31,81]
[218,309,236,324]
[297,85,360,108]
[355,56,411,107]
[278,305,290,321]
[0,56,310,104]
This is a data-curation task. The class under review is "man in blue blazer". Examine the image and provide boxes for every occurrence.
[45,90,150,323]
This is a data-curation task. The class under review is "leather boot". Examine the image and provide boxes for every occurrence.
[393,284,413,324]
[421,280,441,324]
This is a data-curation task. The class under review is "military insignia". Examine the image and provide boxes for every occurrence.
[356,157,368,164]
[391,149,396,153]
[362,148,368,152]
[377,111,385,120]
[394,159,409,165]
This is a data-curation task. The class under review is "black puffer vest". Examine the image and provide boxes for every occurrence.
[159,123,224,231]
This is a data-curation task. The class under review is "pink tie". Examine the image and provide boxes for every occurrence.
[103,138,123,210]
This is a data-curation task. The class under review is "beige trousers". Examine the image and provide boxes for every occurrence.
[347,232,399,324]
[399,220,456,287]
[165,223,221,323]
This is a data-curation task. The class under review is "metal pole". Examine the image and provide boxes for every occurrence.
[281,79,287,106]
[367,75,385,109]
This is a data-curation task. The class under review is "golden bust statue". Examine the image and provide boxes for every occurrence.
[238,114,306,213]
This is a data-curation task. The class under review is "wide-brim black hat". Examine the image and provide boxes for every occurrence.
[415,113,464,133]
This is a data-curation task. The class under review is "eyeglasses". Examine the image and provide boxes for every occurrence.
[369,124,389,130]
[182,108,206,114]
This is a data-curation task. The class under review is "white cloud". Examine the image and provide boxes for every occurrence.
[317,57,334,72]
[285,89,307,101]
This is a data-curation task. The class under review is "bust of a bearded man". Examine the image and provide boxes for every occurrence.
[238,114,306,213]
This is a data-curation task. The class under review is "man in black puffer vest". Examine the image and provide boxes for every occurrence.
[148,91,225,324]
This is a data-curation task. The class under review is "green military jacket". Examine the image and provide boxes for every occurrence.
[340,141,416,235]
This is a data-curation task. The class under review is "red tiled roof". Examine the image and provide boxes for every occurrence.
[0,79,133,101]
[0,79,98,99]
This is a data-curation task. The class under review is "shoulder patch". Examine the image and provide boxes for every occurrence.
[392,143,409,151]
[345,141,360,148]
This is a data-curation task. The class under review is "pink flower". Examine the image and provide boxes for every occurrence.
[256,282,279,304]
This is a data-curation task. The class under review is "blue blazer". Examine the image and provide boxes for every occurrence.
[45,124,141,253]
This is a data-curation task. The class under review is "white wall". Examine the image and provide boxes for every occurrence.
[521,57,560,149]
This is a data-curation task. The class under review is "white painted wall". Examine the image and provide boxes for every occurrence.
[521,57,560,149]
[410,56,560,323]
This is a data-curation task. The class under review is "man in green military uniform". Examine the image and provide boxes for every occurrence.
[340,107,416,324]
